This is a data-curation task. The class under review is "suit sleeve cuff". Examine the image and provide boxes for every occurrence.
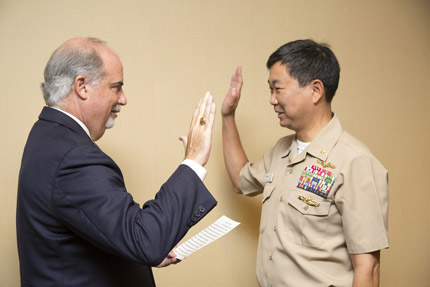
[181,159,207,181]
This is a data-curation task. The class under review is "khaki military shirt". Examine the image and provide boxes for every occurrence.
[239,115,389,287]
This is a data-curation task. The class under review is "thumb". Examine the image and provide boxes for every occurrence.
[178,136,188,150]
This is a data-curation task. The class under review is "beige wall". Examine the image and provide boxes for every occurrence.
[1,0,429,286]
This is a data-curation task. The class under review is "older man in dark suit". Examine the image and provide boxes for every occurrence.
[17,37,217,287]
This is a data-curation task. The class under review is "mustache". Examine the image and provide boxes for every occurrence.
[112,105,121,113]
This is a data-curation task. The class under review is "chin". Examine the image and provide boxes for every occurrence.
[105,117,116,129]
[279,120,292,129]
[278,120,287,127]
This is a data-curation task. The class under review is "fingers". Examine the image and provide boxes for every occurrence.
[156,251,179,268]
[229,66,243,96]
[200,91,213,122]
[204,92,216,128]
[206,100,216,130]
[195,91,214,129]
[184,91,216,166]
[236,65,242,79]
[221,66,243,117]
[191,97,203,128]
[226,66,243,101]
[167,250,177,259]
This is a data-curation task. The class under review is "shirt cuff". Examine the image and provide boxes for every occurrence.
[181,159,207,181]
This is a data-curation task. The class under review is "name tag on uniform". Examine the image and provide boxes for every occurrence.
[265,173,274,183]
[297,165,335,198]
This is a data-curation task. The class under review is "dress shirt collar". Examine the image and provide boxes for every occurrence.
[50,106,91,139]
[305,113,343,161]
[281,113,343,162]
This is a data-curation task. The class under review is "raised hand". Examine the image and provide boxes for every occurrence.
[221,66,248,193]
[179,91,216,167]
[221,66,243,117]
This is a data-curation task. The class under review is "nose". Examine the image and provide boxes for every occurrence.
[270,92,278,106]
[118,91,127,106]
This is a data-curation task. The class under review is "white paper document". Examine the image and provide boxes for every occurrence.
[173,215,240,260]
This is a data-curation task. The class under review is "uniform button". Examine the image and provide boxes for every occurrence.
[196,212,201,217]
[304,205,309,211]
[273,226,277,232]
[269,255,272,260]
[191,216,197,222]
[280,196,283,202]
[199,206,205,213]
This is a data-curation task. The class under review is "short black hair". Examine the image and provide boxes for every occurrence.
[266,39,340,103]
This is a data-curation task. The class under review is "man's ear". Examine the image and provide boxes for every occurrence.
[311,80,325,104]
[73,75,88,100]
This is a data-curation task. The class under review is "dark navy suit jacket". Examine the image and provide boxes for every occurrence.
[16,107,217,286]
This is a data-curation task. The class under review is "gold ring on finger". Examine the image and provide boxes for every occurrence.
[199,116,206,125]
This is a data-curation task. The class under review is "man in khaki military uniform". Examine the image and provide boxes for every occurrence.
[221,40,388,287]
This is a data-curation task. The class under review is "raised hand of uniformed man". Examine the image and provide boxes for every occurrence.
[221,66,248,193]
[221,66,243,117]
[179,92,216,167]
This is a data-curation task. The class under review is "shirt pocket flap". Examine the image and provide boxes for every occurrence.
[288,190,331,216]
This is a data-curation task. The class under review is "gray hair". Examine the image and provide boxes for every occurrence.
[41,38,107,106]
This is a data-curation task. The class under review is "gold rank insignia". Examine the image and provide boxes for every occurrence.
[317,159,336,169]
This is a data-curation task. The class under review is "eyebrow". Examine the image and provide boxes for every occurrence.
[109,81,124,88]
[268,79,280,85]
